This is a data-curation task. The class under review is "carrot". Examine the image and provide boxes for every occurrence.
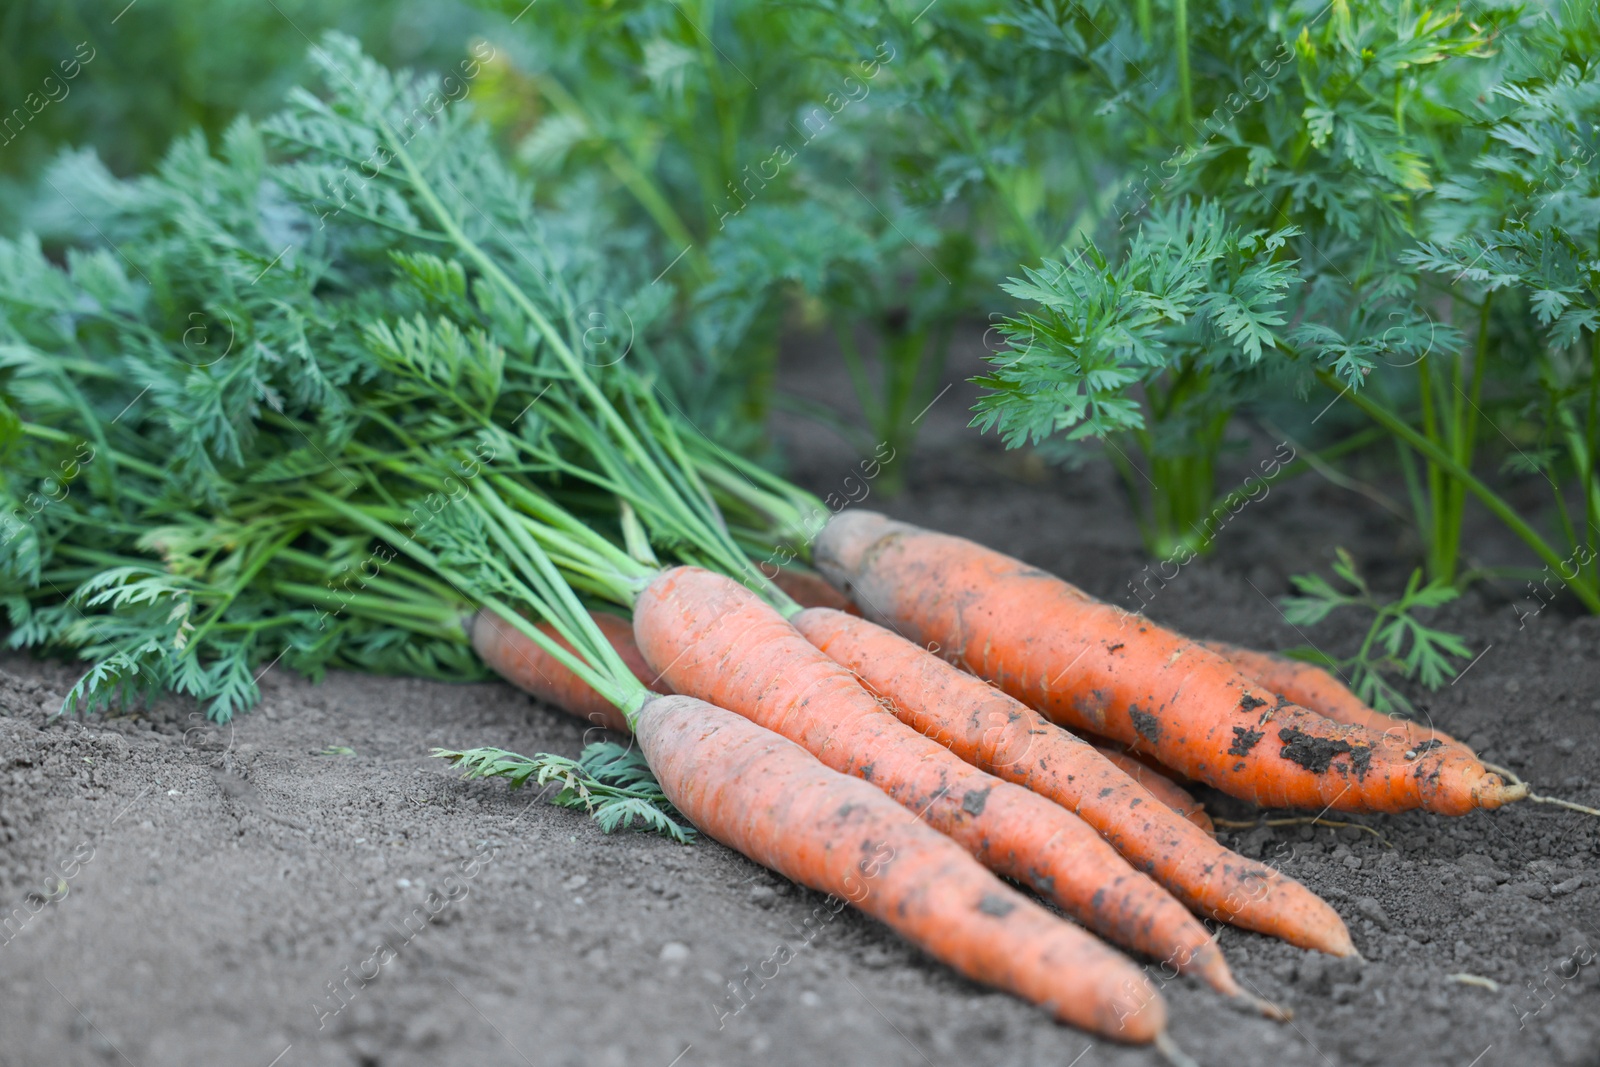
[634,566,1249,1007]
[448,497,1169,1041]
[1199,640,1465,750]
[633,692,1167,1041]
[813,511,1526,816]
[470,609,652,735]
[795,607,1350,962]
[1092,745,1216,836]
[771,565,860,615]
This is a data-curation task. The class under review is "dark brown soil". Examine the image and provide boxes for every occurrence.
[1,331,1597,1067]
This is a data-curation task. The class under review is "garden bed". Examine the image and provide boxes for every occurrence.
[1,339,1596,1067]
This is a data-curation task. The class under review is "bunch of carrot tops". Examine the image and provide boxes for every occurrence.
[0,35,1570,1054]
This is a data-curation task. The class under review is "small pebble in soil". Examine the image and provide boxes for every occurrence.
[1343,854,1363,870]
[748,884,777,906]
[861,948,893,969]
[1295,956,1330,995]
[799,990,821,1007]
[659,942,690,964]
[1354,897,1391,930]
[1551,876,1584,896]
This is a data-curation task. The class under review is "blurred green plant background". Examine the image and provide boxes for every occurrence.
[0,1,490,181]
[5,0,1600,608]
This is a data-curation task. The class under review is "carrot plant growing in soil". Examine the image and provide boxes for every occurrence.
[464,0,975,483]
[967,0,1519,561]
[1277,547,1474,717]
[974,0,1600,619]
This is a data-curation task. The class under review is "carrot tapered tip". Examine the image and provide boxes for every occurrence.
[1316,922,1359,959]
[1154,1032,1201,1067]
[1235,994,1294,1022]
[1487,780,1530,806]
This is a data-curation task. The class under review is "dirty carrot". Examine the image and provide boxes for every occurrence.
[1199,640,1465,750]
[813,511,1525,816]
[470,609,651,735]
[1091,745,1216,836]
[635,693,1168,1041]
[424,489,1170,1041]
[795,606,1350,963]
[634,566,1251,1005]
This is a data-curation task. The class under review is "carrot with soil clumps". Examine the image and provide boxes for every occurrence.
[813,511,1525,816]
[469,610,652,734]
[1091,745,1216,836]
[634,566,1259,1009]
[795,607,1349,962]
[402,488,1175,1042]
[636,693,1168,1041]
[1199,640,1465,750]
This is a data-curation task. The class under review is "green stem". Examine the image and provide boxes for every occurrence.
[306,485,649,721]
[1175,0,1194,140]
[536,75,711,283]
[834,321,885,437]
[1208,426,1385,516]
[1318,370,1600,612]
[1585,329,1600,586]
[1445,294,1494,578]
[1416,355,1447,578]
[269,580,463,636]
[18,422,167,480]
[960,112,1046,263]
[380,135,768,603]
[182,526,303,654]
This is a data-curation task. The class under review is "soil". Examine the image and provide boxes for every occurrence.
[2,329,1598,1067]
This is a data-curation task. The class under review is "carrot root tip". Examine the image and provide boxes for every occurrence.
[1236,993,1293,1022]
[1154,1031,1201,1067]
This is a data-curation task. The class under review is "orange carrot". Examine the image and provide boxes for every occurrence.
[796,607,1350,961]
[1092,745,1216,836]
[634,567,1248,1005]
[470,609,652,735]
[634,693,1167,1040]
[813,512,1525,816]
[771,565,860,615]
[1200,640,1465,750]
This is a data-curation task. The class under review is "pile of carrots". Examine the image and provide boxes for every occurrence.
[466,508,1532,1055]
